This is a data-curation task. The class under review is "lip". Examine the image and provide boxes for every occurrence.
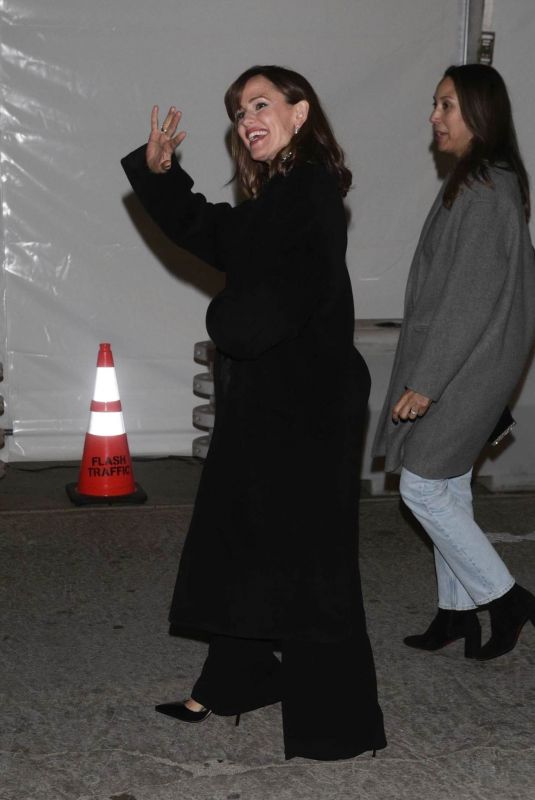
[246,127,268,147]
[433,130,449,147]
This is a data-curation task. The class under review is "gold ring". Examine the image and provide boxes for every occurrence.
[161,126,167,133]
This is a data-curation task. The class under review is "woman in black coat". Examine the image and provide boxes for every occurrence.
[121,65,385,761]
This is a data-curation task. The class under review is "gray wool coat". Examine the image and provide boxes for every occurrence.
[373,166,535,479]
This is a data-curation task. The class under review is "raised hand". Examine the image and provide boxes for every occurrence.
[146,105,186,173]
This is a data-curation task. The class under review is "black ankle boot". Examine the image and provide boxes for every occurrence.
[404,609,481,658]
[476,584,535,661]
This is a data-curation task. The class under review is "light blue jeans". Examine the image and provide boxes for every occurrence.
[399,467,514,610]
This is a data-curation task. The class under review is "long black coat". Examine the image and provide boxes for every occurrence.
[122,147,371,643]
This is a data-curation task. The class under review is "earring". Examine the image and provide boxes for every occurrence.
[294,125,300,135]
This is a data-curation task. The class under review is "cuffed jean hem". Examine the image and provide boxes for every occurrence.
[436,578,516,610]
[461,578,515,609]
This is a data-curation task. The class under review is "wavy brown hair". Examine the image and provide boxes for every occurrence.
[442,64,530,220]
[224,65,352,198]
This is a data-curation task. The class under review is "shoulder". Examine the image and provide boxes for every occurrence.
[461,166,522,214]
[449,167,529,254]
[259,162,346,236]
[286,161,341,194]
[281,162,345,222]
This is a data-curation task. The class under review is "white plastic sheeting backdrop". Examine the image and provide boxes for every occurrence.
[0,1,533,461]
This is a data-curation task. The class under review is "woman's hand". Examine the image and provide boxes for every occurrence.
[392,389,432,423]
[146,105,187,173]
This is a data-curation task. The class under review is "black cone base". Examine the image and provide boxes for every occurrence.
[66,482,147,506]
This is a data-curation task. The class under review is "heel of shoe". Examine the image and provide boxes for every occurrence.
[518,585,535,625]
[477,583,535,661]
[463,614,482,659]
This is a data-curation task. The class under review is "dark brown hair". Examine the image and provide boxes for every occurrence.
[442,64,530,220]
[224,65,352,198]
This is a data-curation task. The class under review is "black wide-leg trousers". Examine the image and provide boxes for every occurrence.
[191,634,386,761]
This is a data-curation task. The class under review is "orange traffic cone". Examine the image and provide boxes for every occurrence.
[66,343,147,505]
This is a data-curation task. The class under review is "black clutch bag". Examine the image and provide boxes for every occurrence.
[488,407,516,446]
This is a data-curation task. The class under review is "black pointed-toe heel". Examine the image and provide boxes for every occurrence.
[476,583,535,661]
[155,701,212,723]
[404,608,481,658]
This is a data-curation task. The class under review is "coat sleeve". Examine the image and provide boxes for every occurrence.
[121,145,232,269]
[407,196,512,401]
[206,166,343,360]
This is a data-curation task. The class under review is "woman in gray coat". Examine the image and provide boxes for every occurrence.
[374,64,535,661]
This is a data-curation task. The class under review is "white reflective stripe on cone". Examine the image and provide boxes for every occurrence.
[93,367,120,402]
[88,411,126,436]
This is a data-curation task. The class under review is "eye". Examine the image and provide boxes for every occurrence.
[442,101,450,110]
[255,101,268,111]
[235,109,245,123]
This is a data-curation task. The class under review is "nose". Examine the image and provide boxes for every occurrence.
[242,108,258,126]
[429,106,440,125]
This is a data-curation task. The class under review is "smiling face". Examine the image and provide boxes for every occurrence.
[235,75,308,163]
[430,77,473,159]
